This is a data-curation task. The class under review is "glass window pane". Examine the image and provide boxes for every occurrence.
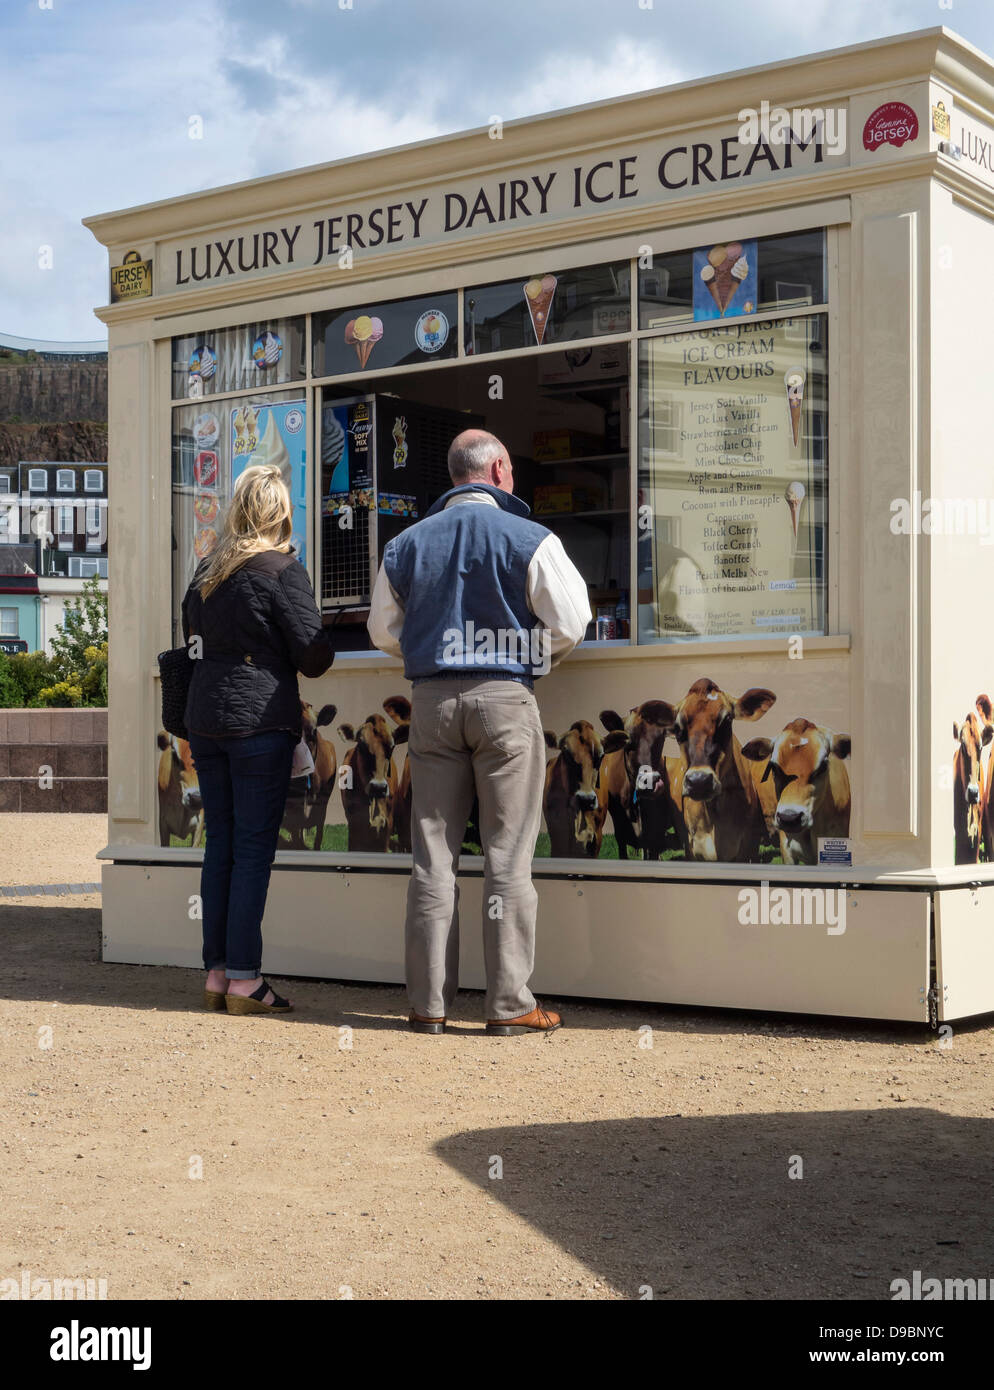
[466,261,631,356]
[313,292,458,378]
[639,228,825,329]
[637,313,827,643]
[171,317,306,399]
[170,391,308,645]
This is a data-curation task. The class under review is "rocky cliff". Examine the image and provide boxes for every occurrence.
[0,361,108,463]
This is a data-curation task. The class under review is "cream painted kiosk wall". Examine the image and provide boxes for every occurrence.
[85,28,994,1024]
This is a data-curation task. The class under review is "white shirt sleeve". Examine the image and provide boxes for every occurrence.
[367,562,405,659]
[526,532,592,668]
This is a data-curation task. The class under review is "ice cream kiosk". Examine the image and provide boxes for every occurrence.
[86,28,994,1024]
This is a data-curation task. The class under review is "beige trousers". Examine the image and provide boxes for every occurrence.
[405,677,546,1020]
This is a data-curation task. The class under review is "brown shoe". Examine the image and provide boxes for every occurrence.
[409,1011,446,1035]
[486,1005,562,1036]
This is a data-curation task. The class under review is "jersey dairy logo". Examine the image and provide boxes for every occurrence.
[862,101,919,151]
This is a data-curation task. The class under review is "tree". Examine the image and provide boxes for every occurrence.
[49,576,108,686]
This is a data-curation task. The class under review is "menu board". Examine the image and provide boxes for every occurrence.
[639,314,826,640]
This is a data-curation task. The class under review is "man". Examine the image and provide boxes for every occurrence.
[368,429,591,1036]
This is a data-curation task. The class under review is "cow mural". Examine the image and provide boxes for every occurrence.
[741,719,852,866]
[156,731,204,848]
[154,673,858,866]
[598,702,680,860]
[381,696,413,852]
[543,720,607,858]
[952,695,994,864]
[283,700,337,850]
[667,678,777,863]
[337,709,407,852]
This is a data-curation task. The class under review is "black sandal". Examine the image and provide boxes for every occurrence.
[225,979,293,1015]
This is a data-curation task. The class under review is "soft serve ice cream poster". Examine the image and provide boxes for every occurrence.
[692,240,758,321]
[231,400,308,562]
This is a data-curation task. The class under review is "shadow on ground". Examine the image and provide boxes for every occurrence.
[2,901,989,1044]
[434,1110,994,1299]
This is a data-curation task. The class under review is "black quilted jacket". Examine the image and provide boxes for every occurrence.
[181,550,335,737]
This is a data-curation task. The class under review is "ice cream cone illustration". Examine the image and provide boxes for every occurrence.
[345,315,384,369]
[784,368,806,446]
[700,242,749,316]
[233,406,246,445]
[253,409,292,492]
[523,274,557,345]
[785,481,806,549]
[242,404,259,451]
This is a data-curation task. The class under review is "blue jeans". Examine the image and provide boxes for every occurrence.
[188,729,296,978]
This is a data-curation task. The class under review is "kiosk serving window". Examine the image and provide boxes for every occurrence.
[167,229,830,651]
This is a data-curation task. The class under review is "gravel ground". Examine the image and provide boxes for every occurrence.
[2,813,994,1301]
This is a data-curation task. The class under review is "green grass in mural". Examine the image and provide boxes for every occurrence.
[176,824,783,864]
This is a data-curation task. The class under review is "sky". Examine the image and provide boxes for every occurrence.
[2,0,992,341]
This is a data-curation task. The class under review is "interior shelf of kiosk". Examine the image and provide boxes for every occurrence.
[533,453,628,467]
[539,508,627,520]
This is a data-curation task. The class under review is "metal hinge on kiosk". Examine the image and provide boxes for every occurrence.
[927,984,939,1031]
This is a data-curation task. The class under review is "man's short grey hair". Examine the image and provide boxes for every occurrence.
[448,432,503,483]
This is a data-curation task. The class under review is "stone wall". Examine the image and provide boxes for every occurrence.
[0,708,107,811]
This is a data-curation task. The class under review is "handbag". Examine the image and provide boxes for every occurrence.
[157,644,195,740]
[291,735,316,779]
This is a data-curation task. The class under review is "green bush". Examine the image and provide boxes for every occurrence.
[50,577,108,689]
[5,650,59,706]
[36,678,83,708]
[0,652,22,707]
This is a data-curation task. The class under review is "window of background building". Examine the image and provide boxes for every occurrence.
[56,469,74,492]
[0,473,13,493]
[0,608,17,637]
[85,501,103,550]
[83,470,103,493]
[56,503,73,547]
[28,469,46,492]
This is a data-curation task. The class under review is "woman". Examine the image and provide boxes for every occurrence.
[181,463,335,1015]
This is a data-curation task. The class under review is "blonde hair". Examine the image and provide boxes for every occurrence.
[196,464,293,598]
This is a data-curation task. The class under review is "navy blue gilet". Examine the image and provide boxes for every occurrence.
[382,483,551,685]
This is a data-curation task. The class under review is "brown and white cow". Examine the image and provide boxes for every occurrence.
[598,701,680,860]
[337,709,407,852]
[156,730,204,848]
[740,719,851,865]
[382,696,413,852]
[283,700,337,851]
[543,720,607,858]
[667,678,776,863]
[952,696,994,865]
